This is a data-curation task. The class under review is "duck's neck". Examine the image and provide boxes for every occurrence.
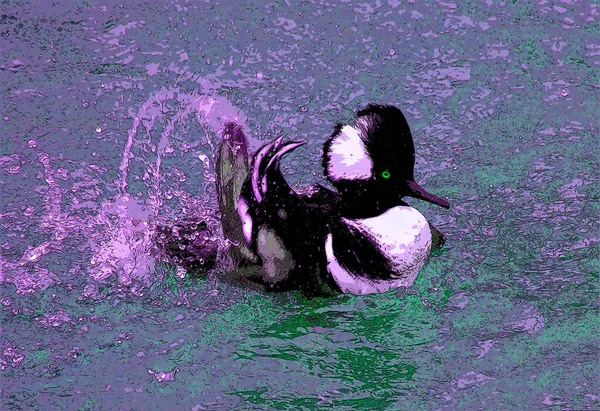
[340,191,407,219]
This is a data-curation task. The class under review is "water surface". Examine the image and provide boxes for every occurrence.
[1,1,598,409]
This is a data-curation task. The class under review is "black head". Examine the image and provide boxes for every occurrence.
[322,104,449,215]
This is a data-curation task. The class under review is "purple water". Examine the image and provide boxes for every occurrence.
[1,1,598,409]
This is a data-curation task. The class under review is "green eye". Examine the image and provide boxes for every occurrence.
[381,171,391,179]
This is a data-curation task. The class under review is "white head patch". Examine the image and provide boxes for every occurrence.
[326,122,373,181]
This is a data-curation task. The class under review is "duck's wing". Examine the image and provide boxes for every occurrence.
[235,137,307,259]
[216,123,258,264]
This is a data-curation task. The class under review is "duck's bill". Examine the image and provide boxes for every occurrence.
[406,180,450,209]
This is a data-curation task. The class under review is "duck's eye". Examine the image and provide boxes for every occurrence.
[381,171,391,179]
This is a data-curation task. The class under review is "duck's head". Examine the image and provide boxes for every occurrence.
[323,104,450,213]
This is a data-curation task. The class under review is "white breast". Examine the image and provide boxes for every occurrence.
[326,206,432,295]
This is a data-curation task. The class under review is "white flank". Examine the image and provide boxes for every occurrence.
[327,124,373,181]
[237,197,253,245]
[325,206,433,295]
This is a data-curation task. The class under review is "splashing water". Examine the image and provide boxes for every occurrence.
[1,75,260,299]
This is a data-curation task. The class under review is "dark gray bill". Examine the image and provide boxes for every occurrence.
[406,180,450,209]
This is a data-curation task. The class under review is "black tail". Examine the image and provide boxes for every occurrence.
[249,137,307,204]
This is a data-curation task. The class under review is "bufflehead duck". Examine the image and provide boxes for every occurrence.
[217,104,450,297]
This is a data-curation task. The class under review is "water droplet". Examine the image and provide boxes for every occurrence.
[3,116,9,121]
[28,251,41,262]
[38,152,49,164]
[28,140,38,148]
[95,127,103,133]
[82,102,90,109]
[175,267,187,278]
[54,228,68,241]
[560,89,569,97]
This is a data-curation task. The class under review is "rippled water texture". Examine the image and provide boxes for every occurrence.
[1,1,599,409]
